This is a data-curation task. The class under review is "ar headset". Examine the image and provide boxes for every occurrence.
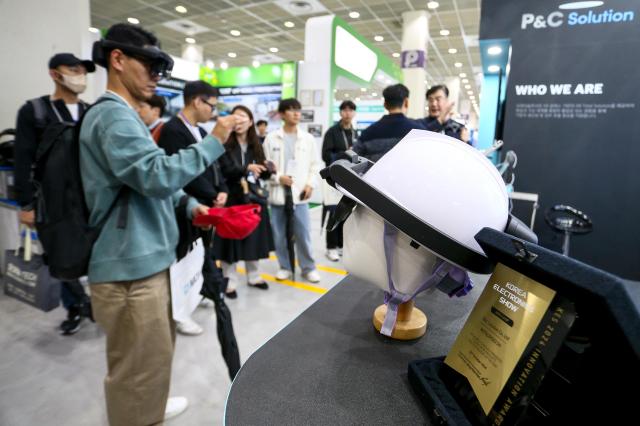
[92,39,174,79]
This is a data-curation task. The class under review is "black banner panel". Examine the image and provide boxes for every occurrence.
[481,0,640,279]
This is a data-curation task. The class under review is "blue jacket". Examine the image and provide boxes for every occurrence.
[354,113,425,161]
[79,92,225,283]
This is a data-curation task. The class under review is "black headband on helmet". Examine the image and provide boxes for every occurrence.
[92,40,174,79]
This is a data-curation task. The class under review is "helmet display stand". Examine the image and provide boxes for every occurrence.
[322,130,538,343]
[372,300,427,340]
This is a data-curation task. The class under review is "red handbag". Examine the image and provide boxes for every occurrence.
[193,204,262,240]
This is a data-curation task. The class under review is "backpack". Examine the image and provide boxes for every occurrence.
[31,97,128,280]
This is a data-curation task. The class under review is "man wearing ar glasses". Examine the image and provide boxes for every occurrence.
[80,23,239,425]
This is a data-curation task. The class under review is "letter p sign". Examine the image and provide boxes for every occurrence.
[401,50,425,69]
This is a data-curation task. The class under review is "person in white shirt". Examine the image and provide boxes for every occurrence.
[263,98,322,283]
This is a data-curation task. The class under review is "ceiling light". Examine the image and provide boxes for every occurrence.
[88,27,100,33]
[487,46,502,55]
[228,52,237,58]
[469,96,475,100]
[559,1,604,10]
[424,80,428,84]
[462,78,469,83]
[392,52,400,58]
[459,73,467,78]
[488,65,500,73]
[269,47,279,53]
[465,84,471,89]
[467,90,473,95]
[427,1,439,9]
[355,97,361,101]
[374,35,384,42]
[454,62,462,68]
[230,30,241,36]
[345,93,350,98]
[127,17,140,24]
[371,92,378,97]
[205,59,214,69]
[448,48,457,54]
[220,61,229,70]
[284,21,295,28]
[349,11,360,19]
[175,5,187,14]
[360,87,367,92]
[252,60,260,68]
[185,37,195,44]
[440,29,450,36]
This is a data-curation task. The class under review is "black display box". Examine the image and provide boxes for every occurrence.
[408,227,640,425]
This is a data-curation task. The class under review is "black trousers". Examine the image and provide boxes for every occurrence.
[325,207,344,249]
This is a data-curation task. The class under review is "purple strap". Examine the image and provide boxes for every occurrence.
[379,223,473,337]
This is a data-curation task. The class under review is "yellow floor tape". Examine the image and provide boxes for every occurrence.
[236,267,328,294]
[267,254,347,276]
[227,254,348,295]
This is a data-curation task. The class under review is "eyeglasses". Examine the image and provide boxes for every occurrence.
[200,98,217,112]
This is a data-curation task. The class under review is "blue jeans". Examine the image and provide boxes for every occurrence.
[60,280,86,310]
[270,204,316,274]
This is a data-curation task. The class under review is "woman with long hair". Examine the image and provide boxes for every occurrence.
[214,105,274,298]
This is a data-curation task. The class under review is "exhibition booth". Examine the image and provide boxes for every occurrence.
[0,1,639,424]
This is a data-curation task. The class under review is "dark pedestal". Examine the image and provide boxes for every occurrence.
[224,275,484,425]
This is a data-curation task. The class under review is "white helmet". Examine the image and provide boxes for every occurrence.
[322,130,536,336]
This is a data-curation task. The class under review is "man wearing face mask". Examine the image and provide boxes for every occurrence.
[14,53,95,335]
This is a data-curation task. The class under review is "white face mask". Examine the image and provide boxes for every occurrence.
[59,73,87,94]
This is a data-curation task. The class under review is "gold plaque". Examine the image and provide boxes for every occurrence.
[444,263,556,414]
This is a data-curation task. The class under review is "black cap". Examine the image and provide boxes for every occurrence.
[339,100,356,111]
[48,53,96,73]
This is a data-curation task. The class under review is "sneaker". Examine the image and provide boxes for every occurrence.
[198,298,214,308]
[325,249,340,262]
[60,307,83,335]
[164,396,189,421]
[176,318,203,336]
[302,270,321,283]
[248,281,269,290]
[275,269,292,280]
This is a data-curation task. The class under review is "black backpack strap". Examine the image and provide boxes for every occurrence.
[82,96,130,230]
[116,189,129,229]
[28,97,48,128]
[98,186,129,231]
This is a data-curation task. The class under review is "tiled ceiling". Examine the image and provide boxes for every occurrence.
[90,0,482,102]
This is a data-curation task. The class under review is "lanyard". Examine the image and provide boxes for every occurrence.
[340,126,355,150]
[178,111,193,127]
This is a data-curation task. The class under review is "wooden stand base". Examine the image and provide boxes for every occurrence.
[373,300,427,340]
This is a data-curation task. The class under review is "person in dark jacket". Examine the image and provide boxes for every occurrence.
[321,100,357,261]
[415,84,470,143]
[322,100,357,165]
[214,105,274,298]
[157,80,229,335]
[354,84,425,162]
[256,119,268,144]
[14,52,95,335]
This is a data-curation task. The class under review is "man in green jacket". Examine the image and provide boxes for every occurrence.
[80,23,238,426]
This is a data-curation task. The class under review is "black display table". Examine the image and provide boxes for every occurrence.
[224,275,485,425]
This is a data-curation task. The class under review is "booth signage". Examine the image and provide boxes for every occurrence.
[480,0,640,279]
[401,50,425,69]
